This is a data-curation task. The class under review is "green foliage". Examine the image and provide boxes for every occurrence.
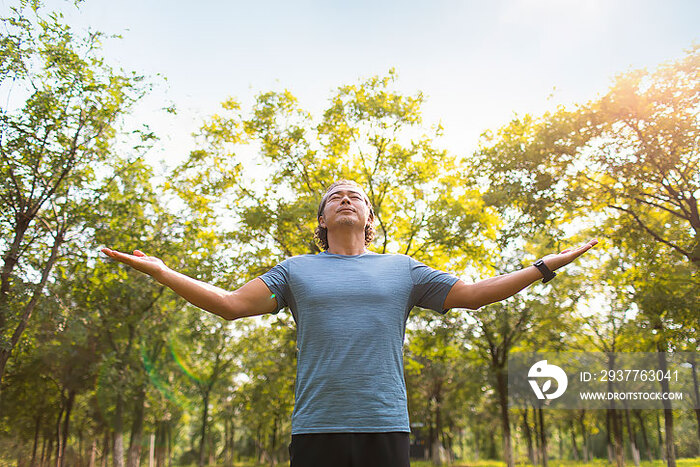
[0,0,151,383]
[1,10,698,464]
[232,316,296,463]
[475,46,700,267]
[170,69,494,270]
[471,46,700,467]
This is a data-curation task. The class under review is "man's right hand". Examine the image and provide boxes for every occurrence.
[101,248,169,279]
[100,247,277,320]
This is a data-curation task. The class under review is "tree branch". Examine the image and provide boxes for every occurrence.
[609,204,693,260]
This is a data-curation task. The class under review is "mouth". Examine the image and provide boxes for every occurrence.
[337,207,355,213]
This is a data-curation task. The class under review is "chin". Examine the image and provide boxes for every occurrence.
[337,218,357,226]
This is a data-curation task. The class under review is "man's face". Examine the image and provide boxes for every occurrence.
[318,185,372,230]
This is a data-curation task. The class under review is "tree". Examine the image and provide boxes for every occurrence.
[163,70,501,466]
[474,46,700,467]
[169,70,492,266]
[474,46,699,268]
[582,47,700,267]
[51,155,192,467]
[234,317,296,466]
[0,2,149,382]
[404,309,482,464]
[626,234,699,467]
[585,207,699,467]
[171,313,235,467]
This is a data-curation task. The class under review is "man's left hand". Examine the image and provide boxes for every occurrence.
[542,238,599,271]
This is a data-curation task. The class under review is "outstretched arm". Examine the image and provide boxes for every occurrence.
[100,248,277,320]
[443,239,598,310]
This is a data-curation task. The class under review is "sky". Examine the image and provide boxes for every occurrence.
[20,0,700,169]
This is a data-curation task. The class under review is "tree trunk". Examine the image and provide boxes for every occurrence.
[155,422,166,467]
[101,431,110,467]
[625,406,640,466]
[662,408,675,466]
[198,391,210,467]
[634,410,653,461]
[227,418,235,465]
[523,409,535,464]
[538,407,547,467]
[208,435,216,467]
[154,423,162,467]
[149,434,155,467]
[0,229,64,383]
[606,409,614,464]
[689,353,700,452]
[487,426,496,460]
[578,410,589,462]
[17,441,25,467]
[657,349,676,467]
[656,411,666,461]
[46,437,54,467]
[0,216,31,303]
[427,411,434,461]
[557,425,563,460]
[222,418,229,465]
[431,393,445,466]
[31,414,42,466]
[532,406,541,465]
[612,408,625,467]
[113,396,125,467]
[40,435,47,467]
[127,387,146,467]
[458,428,464,463]
[60,390,76,467]
[607,353,625,467]
[78,428,84,467]
[269,415,279,467]
[55,396,65,467]
[495,368,514,467]
[166,423,172,467]
[428,380,447,466]
[569,420,580,460]
[89,439,97,467]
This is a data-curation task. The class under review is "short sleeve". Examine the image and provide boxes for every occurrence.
[408,257,460,314]
[260,261,291,314]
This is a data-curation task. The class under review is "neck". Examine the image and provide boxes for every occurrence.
[326,229,367,256]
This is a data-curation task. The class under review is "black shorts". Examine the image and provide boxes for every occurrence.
[288,432,410,467]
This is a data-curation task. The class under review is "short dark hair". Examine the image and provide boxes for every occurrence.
[314,180,376,251]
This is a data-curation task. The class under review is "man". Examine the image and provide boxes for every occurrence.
[102,179,597,467]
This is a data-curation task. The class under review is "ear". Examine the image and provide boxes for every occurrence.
[318,216,326,228]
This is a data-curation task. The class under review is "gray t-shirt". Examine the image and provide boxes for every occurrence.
[260,250,459,434]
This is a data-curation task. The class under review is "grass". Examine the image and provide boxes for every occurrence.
[200,458,700,466]
[411,459,700,467]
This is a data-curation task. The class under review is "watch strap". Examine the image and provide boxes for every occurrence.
[533,259,556,283]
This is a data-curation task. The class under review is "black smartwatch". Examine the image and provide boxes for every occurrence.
[533,259,556,283]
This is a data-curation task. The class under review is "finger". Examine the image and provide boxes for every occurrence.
[580,239,598,251]
[570,239,598,257]
[133,250,146,257]
[560,248,572,254]
[105,249,136,263]
[101,248,123,258]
